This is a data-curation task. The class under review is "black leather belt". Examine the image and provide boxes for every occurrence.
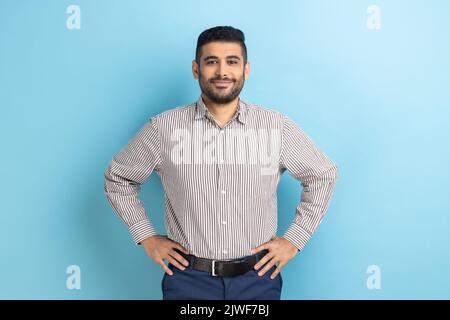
[172,249,270,277]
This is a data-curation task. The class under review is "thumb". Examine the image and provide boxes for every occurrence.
[175,243,189,254]
[251,242,269,254]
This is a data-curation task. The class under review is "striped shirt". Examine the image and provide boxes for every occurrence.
[104,95,338,260]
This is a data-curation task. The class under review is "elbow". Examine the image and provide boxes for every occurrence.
[103,164,111,184]
[104,164,111,181]
[321,161,338,185]
[329,163,339,185]
[103,162,115,194]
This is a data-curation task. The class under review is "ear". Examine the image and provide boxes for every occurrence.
[192,59,199,80]
[244,61,250,80]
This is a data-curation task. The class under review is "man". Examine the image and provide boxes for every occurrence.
[104,26,338,300]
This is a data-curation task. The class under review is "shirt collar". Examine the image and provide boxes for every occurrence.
[194,95,248,125]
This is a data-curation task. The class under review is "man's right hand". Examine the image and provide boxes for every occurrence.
[140,235,190,275]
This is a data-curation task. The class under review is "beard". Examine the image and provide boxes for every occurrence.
[198,70,245,104]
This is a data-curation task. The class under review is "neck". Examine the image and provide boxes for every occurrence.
[201,94,240,128]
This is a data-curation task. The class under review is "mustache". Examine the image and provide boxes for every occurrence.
[209,77,235,82]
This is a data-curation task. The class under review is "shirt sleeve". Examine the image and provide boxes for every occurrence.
[280,115,338,252]
[103,116,163,245]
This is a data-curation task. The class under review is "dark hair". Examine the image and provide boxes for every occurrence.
[195,26,247,64]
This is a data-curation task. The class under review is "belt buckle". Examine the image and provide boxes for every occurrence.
[212,260,218,277]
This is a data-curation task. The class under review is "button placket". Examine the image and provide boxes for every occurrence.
[216,127,229,258]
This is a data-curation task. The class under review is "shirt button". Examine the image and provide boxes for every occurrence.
[222,221,227,225]
[220,159,225,163]
[223,250,228,254]
[219,130,224,134]
[221,190,226,194]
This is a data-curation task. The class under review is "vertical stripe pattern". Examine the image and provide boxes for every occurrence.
[104,95,338,260]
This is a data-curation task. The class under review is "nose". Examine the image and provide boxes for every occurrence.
[215,61,228,78]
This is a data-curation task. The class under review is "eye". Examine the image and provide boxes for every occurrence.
[228,60,238,64]
[206,60,217,65]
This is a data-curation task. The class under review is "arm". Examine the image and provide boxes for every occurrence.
[280,115,338,252]
[103,117,162,245]
[104,117,191,273]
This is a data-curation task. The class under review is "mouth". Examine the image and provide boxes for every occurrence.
[211,80,233,88]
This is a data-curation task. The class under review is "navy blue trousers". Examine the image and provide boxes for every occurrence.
[161,252,283,300]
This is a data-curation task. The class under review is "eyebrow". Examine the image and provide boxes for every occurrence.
[203,55,241,62]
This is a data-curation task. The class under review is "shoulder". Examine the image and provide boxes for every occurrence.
[149,103,195,123]
[243,101,289,124]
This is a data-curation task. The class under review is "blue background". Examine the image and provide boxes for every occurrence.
[1,0,449,299]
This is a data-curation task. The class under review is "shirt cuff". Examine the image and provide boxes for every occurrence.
[282,223,312,252]
[129,219,158,245]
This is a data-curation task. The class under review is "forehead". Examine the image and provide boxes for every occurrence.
[200,41,243,58]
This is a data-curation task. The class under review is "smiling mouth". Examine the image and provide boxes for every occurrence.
[211,80,233,88]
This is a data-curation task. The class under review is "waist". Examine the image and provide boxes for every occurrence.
[172,249,270,277]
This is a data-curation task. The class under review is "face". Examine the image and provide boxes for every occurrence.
[192,41,250,104]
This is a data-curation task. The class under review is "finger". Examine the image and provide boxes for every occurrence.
[270,263,285,280]
[174,243,189,255]
[166,256,186,271]
[251,242,269,254]
[257,258,277,276]
[254,251,275,270]
[170,245,190,265]
[168,250,190,267]
[158,260,173,276]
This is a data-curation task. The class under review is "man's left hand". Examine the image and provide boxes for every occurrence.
[251,237,299,279]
